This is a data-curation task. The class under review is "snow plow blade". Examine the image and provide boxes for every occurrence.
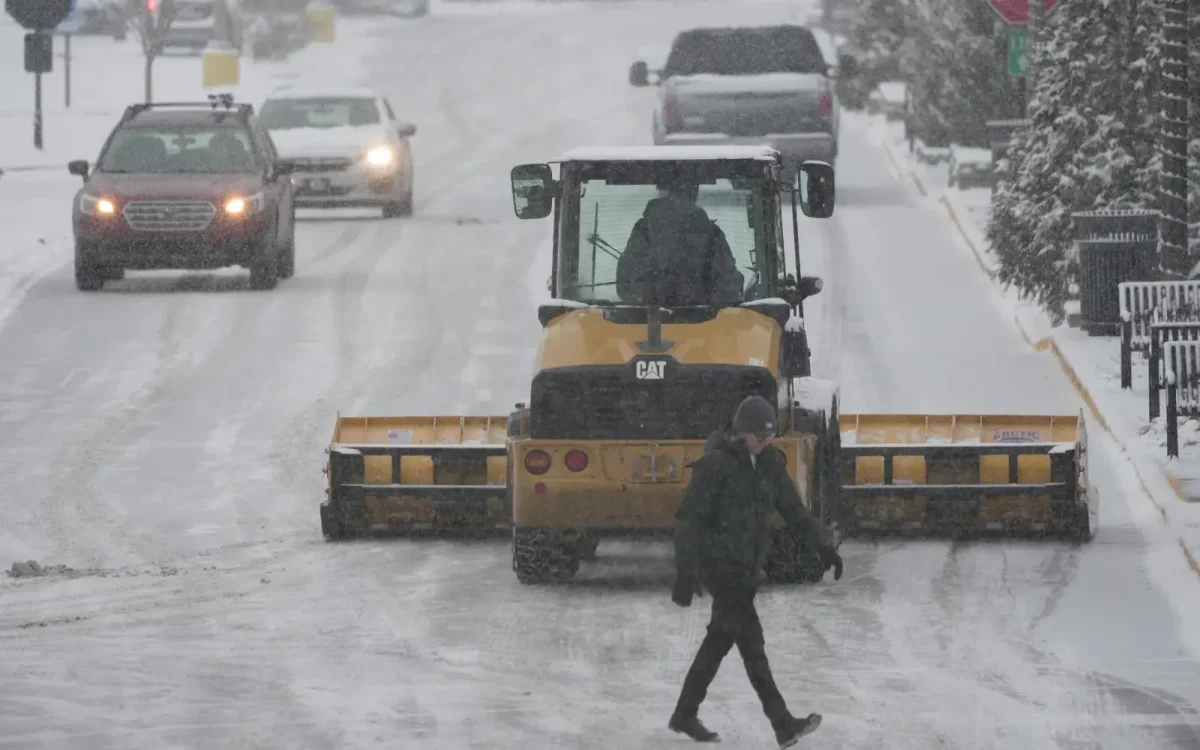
[837,412,1095,540]
[320,415,511,539]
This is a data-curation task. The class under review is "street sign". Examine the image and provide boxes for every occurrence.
[5,0,73,30]
[986,0,1060,25]
[1007,27,1028,76]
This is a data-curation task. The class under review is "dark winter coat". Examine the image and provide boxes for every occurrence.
[674,429,827,593]
[615,197,744,307]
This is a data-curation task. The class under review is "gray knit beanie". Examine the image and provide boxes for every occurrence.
[732,395,776,434]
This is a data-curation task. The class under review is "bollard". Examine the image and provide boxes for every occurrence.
[202,41,239,88]
[306,2,336,44]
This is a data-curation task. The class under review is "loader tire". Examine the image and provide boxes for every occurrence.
[763,528,826,584]
[512,527,580,584]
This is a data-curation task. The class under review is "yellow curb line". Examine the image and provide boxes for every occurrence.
[1181,538,1200,578]
[910,171,927,196]
[939,195,993,278]
[879,135,927,195]
[1041,333,1179,529]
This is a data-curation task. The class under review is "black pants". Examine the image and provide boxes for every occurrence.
[673,586,791,729]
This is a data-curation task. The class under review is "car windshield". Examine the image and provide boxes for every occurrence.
[258,97,381,130]
[97,126,258,174]
[559,164,772,306]
[665,27,827,76]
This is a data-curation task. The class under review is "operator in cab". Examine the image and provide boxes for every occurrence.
[615,178,745,307]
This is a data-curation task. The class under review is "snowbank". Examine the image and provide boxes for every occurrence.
[852,109,1200,579]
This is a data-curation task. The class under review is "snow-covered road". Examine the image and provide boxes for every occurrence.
[2,2,1200,748]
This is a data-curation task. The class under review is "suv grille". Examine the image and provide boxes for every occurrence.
[530,365,777,441]
[283,157,354,173]
[123,201,216,232]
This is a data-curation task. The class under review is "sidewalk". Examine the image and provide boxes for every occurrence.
[851,109,1200,575]
[0,14,384,171]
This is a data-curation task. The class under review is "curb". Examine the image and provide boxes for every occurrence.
[938,195,994,278]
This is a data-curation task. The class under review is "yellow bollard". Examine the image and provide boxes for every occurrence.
[202,43,239,88]
[306,4,336,44]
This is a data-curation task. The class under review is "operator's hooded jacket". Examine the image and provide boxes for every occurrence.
[616,197,744,306]
[674,428,827,594]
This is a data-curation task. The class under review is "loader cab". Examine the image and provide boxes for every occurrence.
[510,145,833,334]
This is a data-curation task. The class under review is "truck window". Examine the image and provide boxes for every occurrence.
[664,27,826,77]
[563,177,769,306]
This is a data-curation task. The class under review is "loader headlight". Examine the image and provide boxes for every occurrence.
[364,145,396,168]
[225,191,265,215]
[80,193,117,217]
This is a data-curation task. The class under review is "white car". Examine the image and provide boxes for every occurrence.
[259,85,417,217]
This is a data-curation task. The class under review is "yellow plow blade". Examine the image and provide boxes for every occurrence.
[836,412,1094,540]
[321,414,511,539]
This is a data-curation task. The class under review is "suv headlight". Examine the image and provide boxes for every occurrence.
[80,193,117,217]
[364,145,396,168]
[224,191,266,215]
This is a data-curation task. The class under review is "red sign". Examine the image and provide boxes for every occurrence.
[986,0,1060,24]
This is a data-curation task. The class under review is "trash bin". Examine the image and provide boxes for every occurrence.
[1073,210,1159,336]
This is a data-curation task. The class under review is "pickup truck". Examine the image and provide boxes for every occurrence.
[629,25,857,174]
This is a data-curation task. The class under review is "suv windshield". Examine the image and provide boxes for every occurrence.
[98,126,257,174]
[664,26,826,77]
[560,163,772,307]
[259,97,381,130]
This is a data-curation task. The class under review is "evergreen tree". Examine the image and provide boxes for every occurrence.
[987,0,1161,322]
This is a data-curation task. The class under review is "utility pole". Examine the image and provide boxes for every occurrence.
[1161,0,1189,274]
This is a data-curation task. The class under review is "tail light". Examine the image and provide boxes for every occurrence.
[663,92,679,132]
[819,92,833,119]
[564,450,588,472]
[524,450,551,475]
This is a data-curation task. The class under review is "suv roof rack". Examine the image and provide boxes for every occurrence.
[119,93,254,125]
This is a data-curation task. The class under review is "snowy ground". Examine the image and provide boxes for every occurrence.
[3,3,1200,748]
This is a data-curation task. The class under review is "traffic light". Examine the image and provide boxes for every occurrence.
[147,0,157,10]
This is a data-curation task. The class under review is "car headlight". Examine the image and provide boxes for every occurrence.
[364,145,396,168]
[80,193,117,217]
[224,191,266,215]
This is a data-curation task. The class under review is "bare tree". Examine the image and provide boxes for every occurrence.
[121,0,178,103]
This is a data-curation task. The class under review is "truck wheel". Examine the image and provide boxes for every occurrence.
[512,527,579,584]
[248,235,279,290]
[74,243,105,291]
[277,219,296,279]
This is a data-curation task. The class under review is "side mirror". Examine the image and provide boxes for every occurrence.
[272,161,295,178]
[68,159,89,179]
[629,60,649,87]
[836,53,859,78]
[511,163,554,220]
[396,122,417,138]
[797,275,823,300]
[797,160,835,218]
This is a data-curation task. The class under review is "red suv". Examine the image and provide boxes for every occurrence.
[68,95,296,291]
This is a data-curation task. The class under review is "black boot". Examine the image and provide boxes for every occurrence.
[668,714,721,742]
[774,713,821,748]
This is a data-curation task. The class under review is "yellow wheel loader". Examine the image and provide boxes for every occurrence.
[320,144,1097,583]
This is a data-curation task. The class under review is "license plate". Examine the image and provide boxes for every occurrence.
[628,446,684,483]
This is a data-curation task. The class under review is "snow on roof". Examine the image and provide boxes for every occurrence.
[265,85,379,101]
[554,145,780,163]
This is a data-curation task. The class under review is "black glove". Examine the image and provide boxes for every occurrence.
[818,544,843,581]
[672,576,704,607]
